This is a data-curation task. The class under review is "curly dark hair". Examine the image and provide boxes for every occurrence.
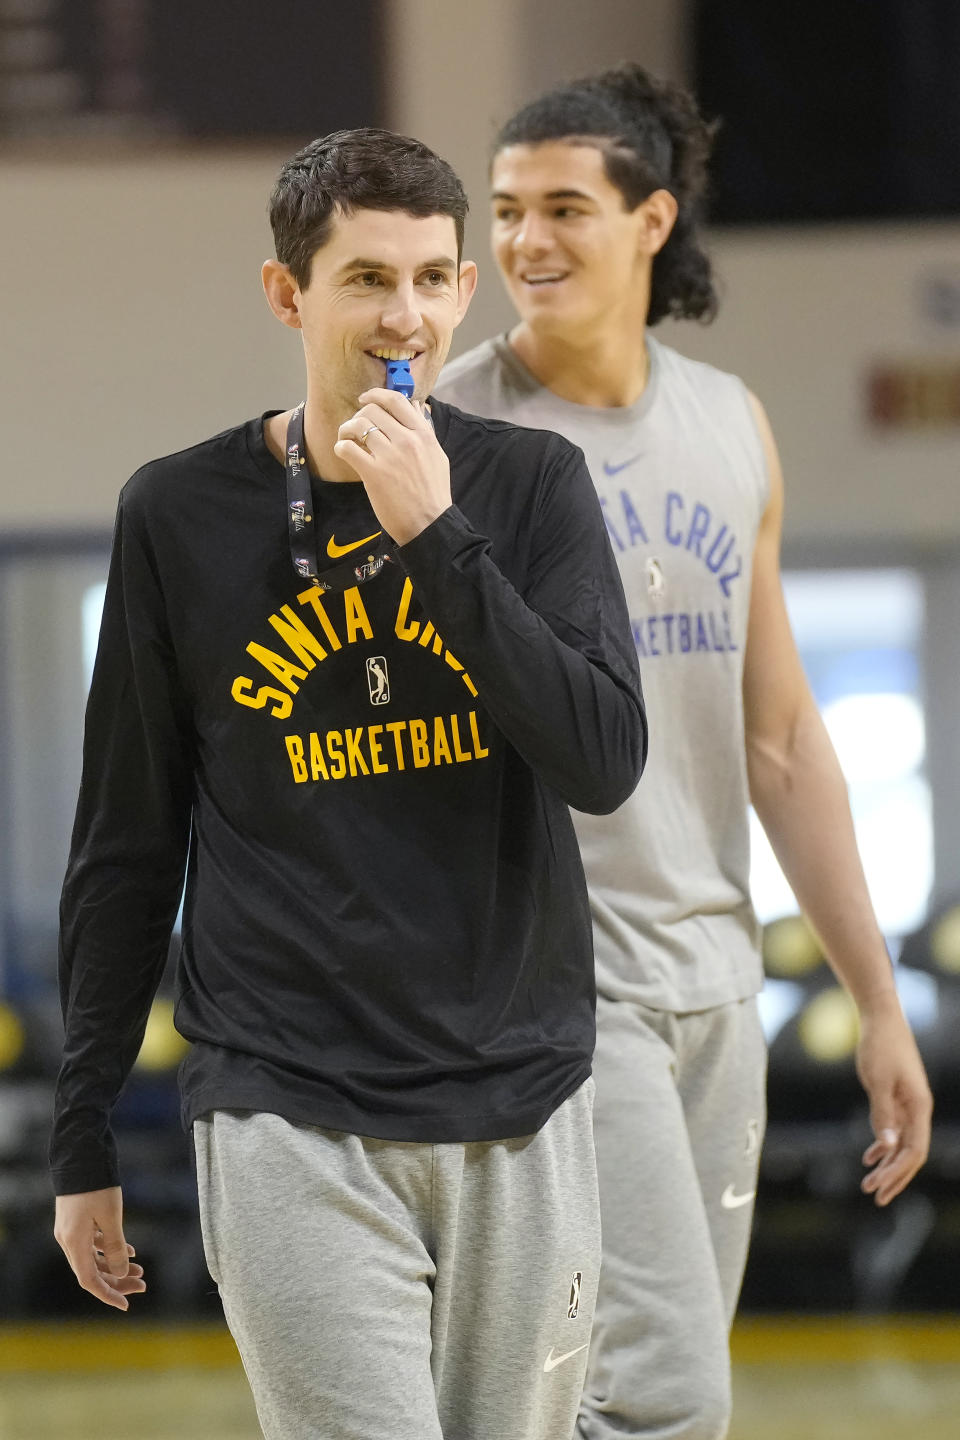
[270,128,468,289]
[495,65,719,326]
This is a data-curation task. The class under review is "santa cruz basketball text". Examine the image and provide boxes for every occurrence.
[230,575,490,784]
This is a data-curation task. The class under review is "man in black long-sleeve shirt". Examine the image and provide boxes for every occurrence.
[51,128,646,1440]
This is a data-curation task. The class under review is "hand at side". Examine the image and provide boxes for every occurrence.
[856,996,933,1205]
[54,1186,146,1311]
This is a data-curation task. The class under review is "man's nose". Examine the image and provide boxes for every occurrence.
[514,212,552,257]
[379,284,421,336]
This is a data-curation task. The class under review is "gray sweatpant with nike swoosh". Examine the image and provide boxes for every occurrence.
[578,995,767,1440]
[194,1081,599,1440]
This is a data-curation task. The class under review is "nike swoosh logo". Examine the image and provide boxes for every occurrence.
[543,1343,589,1373]
[327,529,382,559]
[603,453,644,477]
[720,1184,756,1210]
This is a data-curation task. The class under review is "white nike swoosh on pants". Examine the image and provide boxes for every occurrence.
[720,1183,756,1210]
[543,1343,589,1373]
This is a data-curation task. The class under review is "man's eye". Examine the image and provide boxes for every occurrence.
[493,207,519,223]
[355,273,381,287]
[423,271,447,286]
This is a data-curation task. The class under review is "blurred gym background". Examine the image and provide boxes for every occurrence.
[1,2,959,1436]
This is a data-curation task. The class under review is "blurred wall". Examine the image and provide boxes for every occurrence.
[0,0,957,550]
[659,224,960,547]
[0,151,301,529]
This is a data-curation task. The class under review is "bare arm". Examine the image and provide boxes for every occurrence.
[54,1187,146,1311]
[743,393,932,1205]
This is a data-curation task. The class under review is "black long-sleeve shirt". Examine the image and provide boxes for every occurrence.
[52,400,646,1194]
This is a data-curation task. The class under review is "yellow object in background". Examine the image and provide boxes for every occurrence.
[0,1003,26,1072]
[762,915,824,979]
[135,998,189,1073]
[931,906,960,974]
[797,987,861,1063]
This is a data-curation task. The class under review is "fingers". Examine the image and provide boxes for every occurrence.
[94,1222,132,1279]
[338,389,431,457]
[855,1012,933,1206]
[861,1138,926,1206]
[861,1091,933,1206]
[64,1239,144,1311]
[54,1188,146,1312]
[357,387,425,426]
[332,435,376,480]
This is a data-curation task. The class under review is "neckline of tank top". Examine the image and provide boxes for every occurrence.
[491,332,663,427]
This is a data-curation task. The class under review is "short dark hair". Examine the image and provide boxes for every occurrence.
[270,127,469,288]
[495,65,718,326]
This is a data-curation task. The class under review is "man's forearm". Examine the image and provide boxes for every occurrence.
[748,700,897,1010]
[399,506,647,814]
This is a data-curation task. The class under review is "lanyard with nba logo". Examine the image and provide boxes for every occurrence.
[283,402,397,594]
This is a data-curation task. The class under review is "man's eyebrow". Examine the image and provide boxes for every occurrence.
[336,254,458,275]
[491,188,594,203]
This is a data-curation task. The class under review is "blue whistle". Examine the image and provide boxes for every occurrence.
[385,359,415,399]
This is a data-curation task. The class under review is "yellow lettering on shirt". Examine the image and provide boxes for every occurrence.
[368,725,389,774]
[386,720,407,770]
[470,711,489,758]
[297,586,343,651]
[409,718,430,768]
[450,713,471,763]
[309,732,330,781]
[433,716,453,766]
[283,710,489,785]
[246,643,308,694]
[443,648,478,697]
[326,730,347,780]
[343,587,373,644]
[395,578,420,641]
[268,605,328,669]
[285,734,308,783]
[231,676,293,720]
[235,577,483,718]
[345,727,370,778]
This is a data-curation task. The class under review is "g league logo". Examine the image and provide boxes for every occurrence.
[366,656,390,706]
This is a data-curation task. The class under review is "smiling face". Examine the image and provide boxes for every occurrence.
[270,207,476,418]
[491,141,657,340]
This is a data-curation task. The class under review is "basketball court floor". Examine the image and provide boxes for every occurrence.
[1,1317,957,1439]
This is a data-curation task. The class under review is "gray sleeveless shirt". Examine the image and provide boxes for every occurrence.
[436,334,769,1011]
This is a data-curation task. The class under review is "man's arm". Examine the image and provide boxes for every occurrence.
[336,389,647,814]
[743,393,932,1205]
[52,488,193,1302]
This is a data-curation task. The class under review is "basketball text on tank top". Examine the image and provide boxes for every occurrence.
[436,335,769,1011]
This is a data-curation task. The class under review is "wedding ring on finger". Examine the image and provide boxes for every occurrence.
[358,422,380,451]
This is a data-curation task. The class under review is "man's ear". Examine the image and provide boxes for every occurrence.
[637,189,679,258]
[261,260,302,329]
[454,260,479,326]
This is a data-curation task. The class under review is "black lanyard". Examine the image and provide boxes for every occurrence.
[284,404,395,593]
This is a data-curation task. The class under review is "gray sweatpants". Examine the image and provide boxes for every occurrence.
[194,1081,599,1440]
[578,995,767,1440]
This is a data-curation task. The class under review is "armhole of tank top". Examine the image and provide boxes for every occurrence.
[735,376,773,521]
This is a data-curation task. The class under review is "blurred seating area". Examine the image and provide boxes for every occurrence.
[0,947,214,1322]
[743,906,960,1314]
[2,904,960,1319]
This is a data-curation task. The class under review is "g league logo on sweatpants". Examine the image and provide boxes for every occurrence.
[567,1271,582,1320]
